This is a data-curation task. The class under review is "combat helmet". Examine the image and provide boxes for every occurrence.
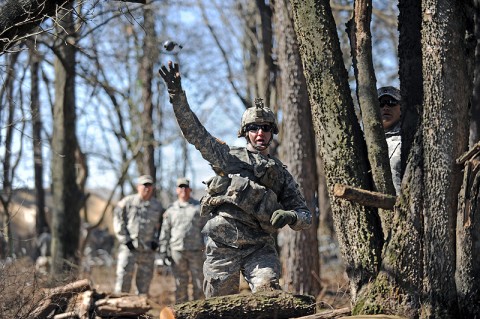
[237,98,279,137]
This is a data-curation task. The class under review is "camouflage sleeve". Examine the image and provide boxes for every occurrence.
[158,210,172,255]
[112,197,131,244]
[171,91,232,169]
[279,171,312,231]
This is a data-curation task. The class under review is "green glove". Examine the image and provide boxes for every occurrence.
[159,61,183,101]
[270,210,297,228]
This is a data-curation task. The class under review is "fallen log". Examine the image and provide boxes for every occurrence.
[333,184,396,210]
[94,294,151,317]
[159,290,316,319]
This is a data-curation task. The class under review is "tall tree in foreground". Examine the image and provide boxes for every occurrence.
[273,0,320,296]
[290,0,474,317]
[50,1,81,275]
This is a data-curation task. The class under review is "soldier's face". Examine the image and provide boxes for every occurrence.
[138,183,154,200]
[379,96,401,130]
[247,122,273,152]
[177,185,191,202]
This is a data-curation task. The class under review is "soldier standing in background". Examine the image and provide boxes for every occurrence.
[158,177,207,303]
[113,175,163,295]
[378,86,402,195]
[159,62,312,297]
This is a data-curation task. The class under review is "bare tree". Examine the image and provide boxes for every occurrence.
[137,0,159,178]
[27,41,49,237]
[0,51,22,258]
[50,1,81,275]
[273,0,320,296]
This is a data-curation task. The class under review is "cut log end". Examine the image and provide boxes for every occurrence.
[160,306,175,319]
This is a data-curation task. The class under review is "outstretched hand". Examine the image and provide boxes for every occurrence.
[270,209,297,228]
[159,61,182,100]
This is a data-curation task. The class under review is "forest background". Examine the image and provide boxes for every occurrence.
[1,0,479,318]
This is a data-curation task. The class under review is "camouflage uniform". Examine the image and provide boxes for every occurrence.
[169,92,312,297]
[386,122,401,195]
[113,193,163,294]
[159,198,207,302]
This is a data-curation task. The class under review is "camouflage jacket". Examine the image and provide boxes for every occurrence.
[113,194,163,250]
[385,122,402,195]
[158,198,207,253]
[170,92,311,247]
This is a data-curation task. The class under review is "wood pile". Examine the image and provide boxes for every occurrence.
[28,279,154,318]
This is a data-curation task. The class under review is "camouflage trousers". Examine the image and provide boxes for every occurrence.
[171,249,205,303]
[203,237,281,298]
[115,245,155,295]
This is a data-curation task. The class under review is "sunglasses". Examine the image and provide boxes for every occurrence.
[246,124,273,132]
[379,100,399,108]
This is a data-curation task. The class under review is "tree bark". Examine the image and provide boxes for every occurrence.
[455,151,480,316]
[469,2,480,147]
[159,291,315,319]
[137,0,158,178]
[274,0,320,297]
[420,1,469,316]
[398,0,422,174]
[28,41,49,236]
[50,1,81,275]
[289,0,383,301]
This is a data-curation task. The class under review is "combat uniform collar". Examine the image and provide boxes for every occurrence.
[385,122,401,137]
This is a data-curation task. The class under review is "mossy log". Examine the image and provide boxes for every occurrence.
[160,290,316,319]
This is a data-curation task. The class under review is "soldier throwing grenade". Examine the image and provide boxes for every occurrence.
[159,61,312,297]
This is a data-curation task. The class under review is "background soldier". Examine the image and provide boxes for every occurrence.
[378,86,402,195]
[159,61,312,297]
[113,174,163,295]
[158,177,207,303]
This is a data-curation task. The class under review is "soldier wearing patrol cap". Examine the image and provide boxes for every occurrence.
[158,177,207,302]
[159,61,311,298]
[378,86,402,194]
[113,174,164,295]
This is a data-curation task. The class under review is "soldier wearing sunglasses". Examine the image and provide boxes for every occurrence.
[378,86,402,195]
[159,61,311,298]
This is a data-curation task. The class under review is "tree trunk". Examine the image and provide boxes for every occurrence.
[0,51,20,258]
[398,0,422,175]
[469,2,480,147]
[419,1,469,316]
[51,1,81,275]
[455,148,480,316]
[289,0,383,301]
[28,41,49,236]
[273,0,321,297]
[138,0,157,178]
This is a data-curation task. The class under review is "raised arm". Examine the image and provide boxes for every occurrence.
[159,61,231,169]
